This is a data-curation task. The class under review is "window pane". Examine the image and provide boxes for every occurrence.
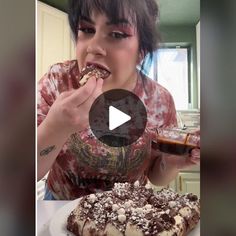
[157,48,189,110]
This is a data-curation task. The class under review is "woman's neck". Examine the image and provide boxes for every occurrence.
[122,70,139,92]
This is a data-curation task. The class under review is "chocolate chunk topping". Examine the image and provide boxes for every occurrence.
[67,182,200,236]
[187,193,198,201]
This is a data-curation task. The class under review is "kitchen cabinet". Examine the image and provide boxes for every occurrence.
[37,1,75,81]
[176,172,200,197]
[151,165,200,198]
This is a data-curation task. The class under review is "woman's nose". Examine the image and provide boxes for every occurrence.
[86,35,106,56]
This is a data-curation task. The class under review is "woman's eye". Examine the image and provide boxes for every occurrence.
[78,27,95,34]
[110,32,129,39]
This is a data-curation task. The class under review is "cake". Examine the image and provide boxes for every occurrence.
[79,65,110,86]
[67,181,200,236]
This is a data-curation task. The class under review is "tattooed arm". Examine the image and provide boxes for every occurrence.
[40,145,56,156]
[37,77,104,181]
[37,120,70,181]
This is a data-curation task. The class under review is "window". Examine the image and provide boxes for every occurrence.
[141,47,191,110]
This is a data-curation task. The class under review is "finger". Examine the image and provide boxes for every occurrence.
[59,90,75,99]
[162,153,194,169]
[190,148,200,159]
[91,78,104,99]
[151,149,162,160]
[79,78,104,111]
[64,76,97,106]
[177,155,199,169]
[189,158,200,165]
[85,78,103,103]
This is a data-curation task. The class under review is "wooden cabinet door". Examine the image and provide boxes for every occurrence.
[37,1,74,80]
[177,172,200,197]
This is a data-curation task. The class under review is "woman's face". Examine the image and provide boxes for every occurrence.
[76,11,140,91]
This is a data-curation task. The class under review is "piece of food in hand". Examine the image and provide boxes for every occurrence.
[79,65,110,86]
[67,181,200,236]
[152,128,200,155]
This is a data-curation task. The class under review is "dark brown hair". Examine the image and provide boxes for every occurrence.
[68,0,161,74]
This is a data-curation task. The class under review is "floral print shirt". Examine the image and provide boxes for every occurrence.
[37,60,177,200]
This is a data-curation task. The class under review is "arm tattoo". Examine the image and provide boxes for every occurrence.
[40,145,56,157]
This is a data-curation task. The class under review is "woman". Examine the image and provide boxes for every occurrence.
[37,0,200,200]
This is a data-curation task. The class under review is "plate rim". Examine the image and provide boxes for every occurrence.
[49,198,82,236]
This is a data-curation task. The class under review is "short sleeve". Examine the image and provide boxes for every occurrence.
[37,60,80,127]
[162,93,178,128]
[37,69,59,127]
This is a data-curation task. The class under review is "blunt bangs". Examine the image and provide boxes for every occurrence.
[68,0,137,40]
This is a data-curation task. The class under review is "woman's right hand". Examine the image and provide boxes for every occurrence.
[43,76,103,137]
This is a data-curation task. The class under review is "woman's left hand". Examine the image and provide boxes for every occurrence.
[175,148,200,170]
[178,129,200,169]
[148,148,200,186]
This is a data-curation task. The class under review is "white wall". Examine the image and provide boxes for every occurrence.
[37,1,76,81]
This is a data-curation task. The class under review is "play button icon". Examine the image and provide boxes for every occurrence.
[109,106,131,131]
[89,89,147,147]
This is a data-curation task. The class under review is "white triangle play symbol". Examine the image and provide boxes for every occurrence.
[109,106,131,131]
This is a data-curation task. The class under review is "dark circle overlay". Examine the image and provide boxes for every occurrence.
[89,89,147,147]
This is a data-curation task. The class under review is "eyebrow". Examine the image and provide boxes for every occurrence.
[107,18,131,26]
[80,16,131,27]
[80,16,94,24]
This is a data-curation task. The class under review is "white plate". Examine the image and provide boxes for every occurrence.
[189,222,200,236]
[49,199,200,236]
[49,198,81,236]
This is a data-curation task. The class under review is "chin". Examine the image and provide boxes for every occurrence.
[102,84,111,93]
[102,78,116,91]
